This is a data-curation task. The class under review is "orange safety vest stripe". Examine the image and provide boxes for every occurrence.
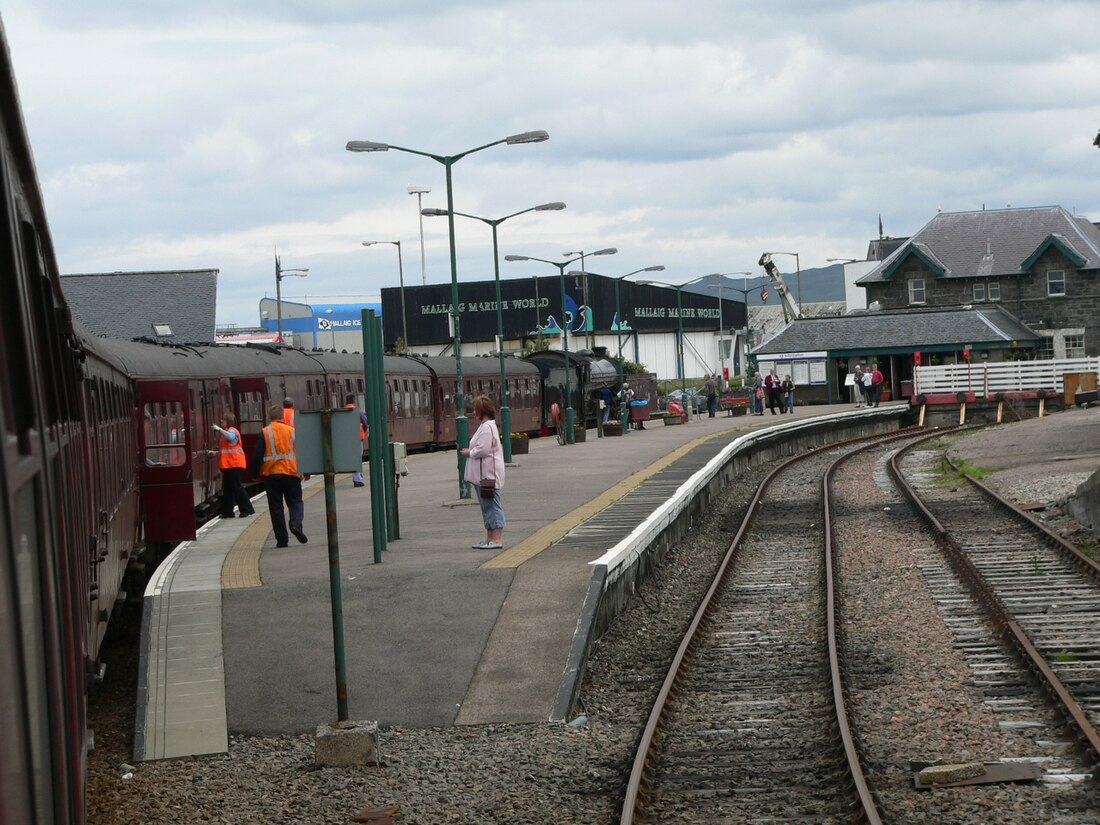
[219,427,247,470]
[345,404,366,441]
[282,408,295,427]
[261,422,298,476]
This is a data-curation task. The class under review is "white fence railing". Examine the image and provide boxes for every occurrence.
[913,358,1100,396]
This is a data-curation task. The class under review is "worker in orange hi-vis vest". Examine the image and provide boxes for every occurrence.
[344,394,369,488]
[282,397,296,428]
[211,411,255,519]
[250,404,307,548]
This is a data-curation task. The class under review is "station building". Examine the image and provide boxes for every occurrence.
[378,272,750,383]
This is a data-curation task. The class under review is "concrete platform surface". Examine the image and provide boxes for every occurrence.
[138,402,898,759]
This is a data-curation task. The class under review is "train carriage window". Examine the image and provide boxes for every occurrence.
[236,391,263,435]
[143,401,186,466]
[357,378,364,393]
[391,379,402,417]
[403,379,411,419]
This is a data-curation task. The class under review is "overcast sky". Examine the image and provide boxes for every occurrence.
[5,0,1099,328]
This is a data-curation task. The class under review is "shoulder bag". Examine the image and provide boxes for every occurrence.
[479,432,497,499]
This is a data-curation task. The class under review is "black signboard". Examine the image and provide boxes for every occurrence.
[382,273,747,348]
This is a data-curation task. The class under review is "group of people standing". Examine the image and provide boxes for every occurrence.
[752,372,797,416]
[853,363,885,408]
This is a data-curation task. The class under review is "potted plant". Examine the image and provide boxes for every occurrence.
[573,423,587,443]
[510,432,529,455]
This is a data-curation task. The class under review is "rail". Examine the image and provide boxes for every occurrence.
[888,432,1100,764]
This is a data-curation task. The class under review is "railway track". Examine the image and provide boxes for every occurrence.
[619,431,906,824]
[892,435,1100,768]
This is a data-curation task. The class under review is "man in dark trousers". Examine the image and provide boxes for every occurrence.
[211,412,255,518]
[250,404,307,547]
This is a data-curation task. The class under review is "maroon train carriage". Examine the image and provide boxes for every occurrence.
[1,25,92,821]
[408,354,544,444]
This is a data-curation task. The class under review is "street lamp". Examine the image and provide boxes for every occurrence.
[706,272,760,380]
[362,240,407,349]
[408,185,431,285]
[423,201,566,462]
[505,248,617,443]
[562,249,597,349]
[636,275,710,421]
[608,266,664,429]
[705,271,752,389]
[347,130,549,498]
[764,250,801,311]
[274,249,309,345]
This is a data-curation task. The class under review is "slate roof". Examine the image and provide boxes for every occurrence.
[857,206,1100,284]
[61,269,219,343]
[753,305,1039,356]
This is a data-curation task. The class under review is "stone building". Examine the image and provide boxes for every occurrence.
[856,206,1100,358]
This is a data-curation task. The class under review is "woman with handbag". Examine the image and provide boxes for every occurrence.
[460,395,506,550]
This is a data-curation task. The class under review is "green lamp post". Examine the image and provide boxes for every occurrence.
[636,275,711,421]
[346,130,549,497]
[422,201,566,462]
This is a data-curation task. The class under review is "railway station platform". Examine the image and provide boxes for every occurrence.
[135,402,897,761]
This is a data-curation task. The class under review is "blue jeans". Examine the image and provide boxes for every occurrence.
[478,489,506,530]
[785,393,795,412]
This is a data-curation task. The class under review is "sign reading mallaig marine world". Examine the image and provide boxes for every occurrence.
[381,273,747,347]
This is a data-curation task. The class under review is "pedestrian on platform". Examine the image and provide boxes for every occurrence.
[871,362,884,407]
[753,374,765,415]
[282,397,296,428]
[250,404,307,548]
[765,371,781,415]
[344,394,369,487]
[853,365,865,407]
[861,366,874,407]
[460,395,506,551]
[782,374,796,414]
[597,384,613,423]
[618,383,635,429]
[704,374,718,418]
[212,412,255,518]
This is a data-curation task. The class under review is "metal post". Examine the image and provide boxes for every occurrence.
[491,223,512,462]
[415,190,429,286]
[716,281,725,390]
[321,410,349,721]
[677,288,689,422]
[559,262,575,443]
[378,315,396,543]
[275,254,283,344]
[446,162,471,497]
[396,241,407,348]
[362,310,386,563]
[615,278,627,431]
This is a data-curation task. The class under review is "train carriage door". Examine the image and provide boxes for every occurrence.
[231,376,266,482]
[137,380,195,542]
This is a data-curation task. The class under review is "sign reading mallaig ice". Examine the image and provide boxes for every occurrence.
[382,273,747,346]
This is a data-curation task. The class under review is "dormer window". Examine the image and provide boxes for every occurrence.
[1047,270,1065,296]
[908,279,926,305]
[152,323,173,338]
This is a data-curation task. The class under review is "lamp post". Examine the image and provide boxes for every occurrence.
[423,202,566,462]
[505,249,617,443]
[636,275,710,421]
[612,266,665,429]
[764,250,801,311]
[562,249,594,349]
[274,249,309,344]
[362,240,407,349]
[408,185,431,285]
[347,130,549,498]
[706,271,752,388]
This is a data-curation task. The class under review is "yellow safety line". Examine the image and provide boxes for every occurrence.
[481,426,744,570]
[221,478,333,589]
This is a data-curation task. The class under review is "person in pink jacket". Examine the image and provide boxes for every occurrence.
[460,395,506,550]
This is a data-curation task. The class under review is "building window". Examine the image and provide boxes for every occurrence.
[1035,335,1055,360]
[1065,334,1085,358]
[973,283,986,302]
[908,278,925,305]
[1047,269,1065,296]
[988,282,1000,301]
